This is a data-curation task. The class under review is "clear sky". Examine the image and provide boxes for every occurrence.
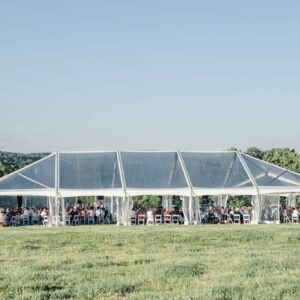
[0,1,299,153]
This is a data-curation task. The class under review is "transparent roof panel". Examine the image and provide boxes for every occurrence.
[121,152,188,188]
[20,155,55,188]
[181,152,253,188]
[241,154,300,187]
[0,173,46,190]
[59,152,122,189]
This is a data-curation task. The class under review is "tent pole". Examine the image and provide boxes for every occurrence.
[48,196,53,227]
[110,196,114,215]
[62,197,65,226]
[116,197,120,225]
[237,151,261,224]
[116,151,128,226]
[189,192,193,224]
[177,151,195,225]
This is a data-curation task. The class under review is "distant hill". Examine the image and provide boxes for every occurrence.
[0,151,50,177]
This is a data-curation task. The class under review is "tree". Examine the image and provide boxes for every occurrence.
[78,196,95,206]
[133,195,161,209]
[263,148,300,172]
[227,147,239,151]
[0,162,5,177]
[227,196,252,207]
[0,151,49,176]
[245,147,264,160]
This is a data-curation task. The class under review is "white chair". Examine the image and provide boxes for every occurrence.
[243,214,251,224]
[99,210,107,224]
[65,216,71,226]
[31,215,39,224]
[104,214,112,224]
[292,215,299,224]
[10,216,18,227]
[164,215,172,224]
[96,215,104,224]
[22,215,30,226]
[87,215,95,225]
[131,215,137,225]
[155,215,162,225]
[80,216,86,225]
[138,214,145,225]
[147,213,154,225]
[226,214,233,224]
[283,214,289,223]
[233,214,241,224]
[73,215,80,226]
[172,215,179,225]
[42,216,48,226]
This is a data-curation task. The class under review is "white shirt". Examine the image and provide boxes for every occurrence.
[23,209,30,216]
[40,210,47,217]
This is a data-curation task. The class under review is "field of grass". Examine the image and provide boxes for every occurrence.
[0,224,300,300]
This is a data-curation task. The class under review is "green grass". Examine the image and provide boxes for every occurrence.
[1,225,300,299]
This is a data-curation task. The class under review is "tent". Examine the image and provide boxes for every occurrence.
[0,151,300,225]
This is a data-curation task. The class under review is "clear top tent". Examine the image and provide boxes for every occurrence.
[0,151,300,225]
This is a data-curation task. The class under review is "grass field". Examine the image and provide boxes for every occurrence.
[1,225,300,300]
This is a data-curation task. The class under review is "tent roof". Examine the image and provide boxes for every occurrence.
[1,150,300,197]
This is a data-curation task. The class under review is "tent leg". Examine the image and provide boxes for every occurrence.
[123,196,128,226]
[110,196,114,215]
[61,198,66,226]
[189,194,194,224]
[181,196,190,225]
[251,195,260,224]
[48,197,54,227]
[194,197,199,224]
[116,197,121,226]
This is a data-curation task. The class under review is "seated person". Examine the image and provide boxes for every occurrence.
[23,207,30,216]
[99,202,108,219]
[131,208,137,218]
[162,209,171,216]
[171,206,179,215]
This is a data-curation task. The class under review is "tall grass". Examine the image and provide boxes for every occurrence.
[0,225,300,299]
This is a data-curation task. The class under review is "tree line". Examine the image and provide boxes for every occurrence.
[235,147,300,173]
[0,151,49,177]
[1,147,300,177]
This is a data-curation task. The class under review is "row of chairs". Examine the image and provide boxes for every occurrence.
[9,215,44,226]
[227,214,251,224]
[65,214,112,226]
[131,214,180,225]
[283,215,299,224]
[10,215,112,227]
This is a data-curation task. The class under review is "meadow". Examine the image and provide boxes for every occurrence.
[0,224,300,300]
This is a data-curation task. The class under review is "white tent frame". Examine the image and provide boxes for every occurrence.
[1,150,300,225]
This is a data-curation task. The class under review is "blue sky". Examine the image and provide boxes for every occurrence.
[0,1,299,152]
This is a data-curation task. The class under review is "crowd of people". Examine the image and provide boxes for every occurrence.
[0,203,300,227]
[199,206,252,224]
[0,207,48,227]
[130,204,185,224]
[65,202,112,224]
[280,206,300,223]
